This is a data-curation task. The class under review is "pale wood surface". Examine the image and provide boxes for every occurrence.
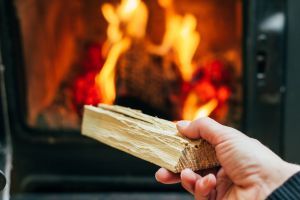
[81,104,219,173]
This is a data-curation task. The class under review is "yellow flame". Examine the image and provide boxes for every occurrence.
[156,2,200,81]
[96,38,131,104]
[174,14,200,81]
[183,92,218,120]
[158,0,173,8]
[194,99,218,119]
[124,1,148,39]
[182,92,198,120]
[102,4,122,43]
[97,0,148,104]
[118,0,140,21]
[99,0,211,120]
[102,0,147,43]
[157,2,206,119]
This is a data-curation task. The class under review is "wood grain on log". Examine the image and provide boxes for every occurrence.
[81,104,219,173]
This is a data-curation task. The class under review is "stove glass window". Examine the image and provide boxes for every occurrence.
[14,0,243,130]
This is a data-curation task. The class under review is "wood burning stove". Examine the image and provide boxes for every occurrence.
[1,0,300,199]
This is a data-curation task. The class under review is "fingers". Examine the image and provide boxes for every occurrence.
[195,174,217,200]
[180,169,216,198]
[180,168,201,194]
[155,168,180,184]
[176,117,233,146]
[156,168,217,199]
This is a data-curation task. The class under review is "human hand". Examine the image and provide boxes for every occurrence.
[155,117,300,200]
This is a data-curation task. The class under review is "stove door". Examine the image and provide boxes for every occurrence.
[244,0,286,154]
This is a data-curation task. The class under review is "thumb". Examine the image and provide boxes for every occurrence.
[176,117,235,146]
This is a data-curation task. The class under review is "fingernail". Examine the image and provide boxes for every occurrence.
[203,174,213,185]
[182,168,193,174]
[203,177,209,185]
[154,171,159,182]
[199,179,211,196]
[155,168,164,181]
[177,120,191,129]
[181,168,196,180]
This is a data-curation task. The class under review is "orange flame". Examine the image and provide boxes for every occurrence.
[96,0,148,104]
[95,38,131,104]
[183,92,218,120]
[157,0,200,81]
[97,0,218,119]
[174,14,200,81]
[194,99,218,119]
[158,0,215,119]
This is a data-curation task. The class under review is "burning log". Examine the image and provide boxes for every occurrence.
[116,41,183,119]
[81,104,219,173]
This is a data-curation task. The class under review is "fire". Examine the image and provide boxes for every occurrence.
[182,92,218,120]
[95,39,131,104]
[174,14,200,81]
[159,0,215,119]
[94,0,225,119]
[96,0,148,104]
[194,99,218,119]
[119,0,140,18]
[157,0,200,81]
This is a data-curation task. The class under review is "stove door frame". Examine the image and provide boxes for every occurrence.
[283,0,300,164]
[243,0,286,154]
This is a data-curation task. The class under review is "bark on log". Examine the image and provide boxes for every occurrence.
[116,41,183,119]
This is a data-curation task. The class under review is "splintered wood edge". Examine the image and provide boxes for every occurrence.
[98,104,176,131]
[175,142,219,173]
[82,105,219,173]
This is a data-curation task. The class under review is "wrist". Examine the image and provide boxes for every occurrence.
[259,161,300,199]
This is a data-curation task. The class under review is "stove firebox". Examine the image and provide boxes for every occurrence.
[15,0,242,130]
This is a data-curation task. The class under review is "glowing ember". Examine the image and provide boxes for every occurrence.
[74,71,101,107]
[73,44,103,111]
